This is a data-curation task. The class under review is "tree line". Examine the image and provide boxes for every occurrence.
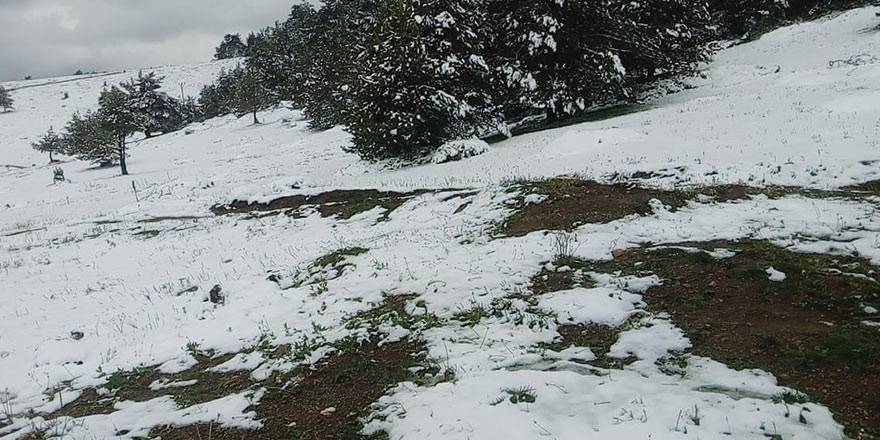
[26,0,870,175]
[31,72,200,175]
[201,0,868,161]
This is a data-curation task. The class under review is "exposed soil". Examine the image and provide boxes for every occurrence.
[546,324,636,369]
[211,189,430,221]
[595,241,880,439]
[496,178,691,237]
[845,179,880,193]
[497,178,880,237]
[44,352,252,420]
[150,340,424,440]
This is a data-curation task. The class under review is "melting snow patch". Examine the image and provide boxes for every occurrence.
[766,267,787,282]
[431,138,490,164]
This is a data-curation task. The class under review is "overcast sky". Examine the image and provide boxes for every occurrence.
[0,0,297,81]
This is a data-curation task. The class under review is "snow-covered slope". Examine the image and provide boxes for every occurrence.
[1,8,879,440]
[0,59,240,166]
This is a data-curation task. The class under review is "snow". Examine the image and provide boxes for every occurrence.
[2,7,880,440]
[767,266,788,282]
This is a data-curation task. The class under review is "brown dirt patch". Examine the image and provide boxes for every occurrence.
[211,189,430,221]
[496,178,690,237]
[845,179,880,193]
[597,241,880,438]
[546,324,636,369]
[150,340,424,440]
[46,352,252,420]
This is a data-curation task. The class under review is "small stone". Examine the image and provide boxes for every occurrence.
[70,331,84,341]
[320,407,336,416]
[208,284,224,304]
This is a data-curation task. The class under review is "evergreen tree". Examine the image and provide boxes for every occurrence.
[0,86,13,112]
[62,111,115,167]
[246,4,317,105]
[214,33,248,59]
[32,127,65,163]
[199,66,244,119]
[607,0,714,82]
[347,0,493,160]
[486,0,629,121]
[487,0,712,122]
[97,87,140,175]
[300,0,378,130]
[708,0,788,37]
[121,71,184,137]
[234,67,272,124]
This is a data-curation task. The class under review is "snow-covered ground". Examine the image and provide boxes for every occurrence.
[2,7,880,440]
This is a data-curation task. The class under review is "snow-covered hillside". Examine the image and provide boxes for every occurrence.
[0,59,240,166]
[1,7,879,440]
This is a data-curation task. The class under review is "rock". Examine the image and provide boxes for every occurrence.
[176,285,198,296]
[70,331,84,341]
[320,407,336,416]
[208,284,224,304]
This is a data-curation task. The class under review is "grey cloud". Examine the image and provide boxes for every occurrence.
[0,0,298,80]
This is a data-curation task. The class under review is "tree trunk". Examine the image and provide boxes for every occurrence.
[48,151,54,163]
[253,108,259,125]
[119,139,128,176]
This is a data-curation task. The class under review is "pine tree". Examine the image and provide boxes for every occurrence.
[32,127,64,163]
[0,86,13,112]
[347,0,493,160]
[199,66,244,119]
[486,0,713,122]
[62,111,115,167]
[234,67,271,124]
[608,0,714,81]
[486,0,629,122]
[246,4,316,105]
[215,34,249,60]
[97,87,140,175]
[121,71,184,137]
[300,0,378,130]
[708,0,788,37]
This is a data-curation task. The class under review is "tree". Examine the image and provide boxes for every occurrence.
[245,4,317,105]
[0,86,13,112]
[62,111,115,167]
[32,127,64,163]
[487,0,630,121]
[346,0,494,160]
[486,0,712,122]
[300,0,379,130]
[215,34,248,59]
[97,86,140,175]
[234,66,272,124]
[607,0,714,82]
[199,66,244,119]
[121,71,184,137]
